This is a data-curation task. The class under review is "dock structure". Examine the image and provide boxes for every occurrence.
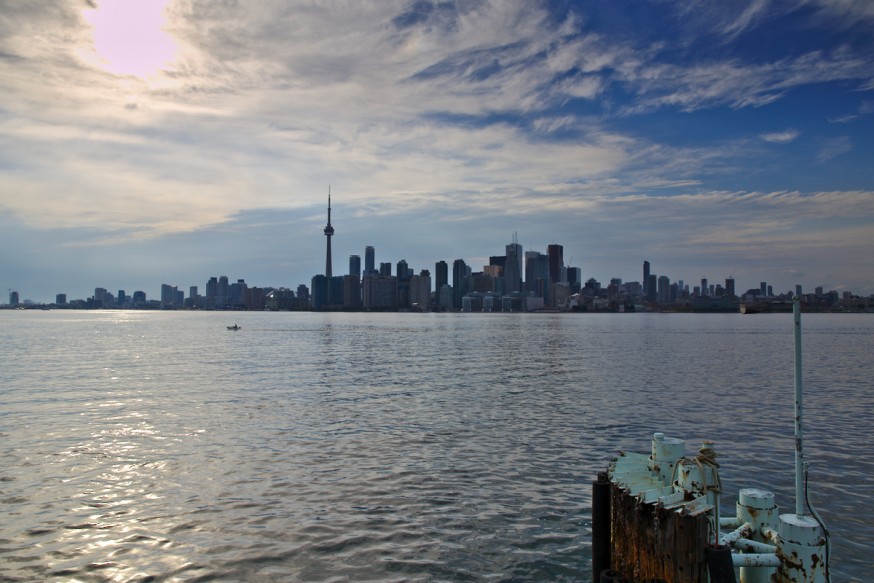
[592,299,829,583]
[592,433,828,583]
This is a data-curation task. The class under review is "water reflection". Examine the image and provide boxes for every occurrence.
[0,311,871,581]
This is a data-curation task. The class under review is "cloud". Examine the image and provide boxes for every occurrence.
[760,129,800,143]
[620,48,873,114]
[817,136,853,162]
[720,0,773,39]
[828,113,860,124]
[575,189,874,296]
[828,100,874,123]
[2,1,873,300]
[806,0,874,25]
[2,1,641,239]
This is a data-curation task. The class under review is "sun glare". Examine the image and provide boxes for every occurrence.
[83,0,177,78]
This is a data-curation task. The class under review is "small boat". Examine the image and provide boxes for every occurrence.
[227,324,241,330]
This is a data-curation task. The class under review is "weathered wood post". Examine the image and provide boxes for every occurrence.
[592,471,611,583]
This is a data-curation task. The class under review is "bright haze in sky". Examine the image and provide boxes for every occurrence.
[1,0,873,302]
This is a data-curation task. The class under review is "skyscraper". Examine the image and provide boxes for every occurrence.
[435,260,448,294]
[411,269,431,309]
[343,274,361,308]
[397,259,411,308]
[547,244,564,285]
[323,188,334,279]
[452,258,469,309]
[505,233,522,293]
[94,287,109,306]
[229,279,247,306]
[489,256,506,271]
[524,251,543,295]
[657,275,671,304]
[362,274,398,310]
[643,261,651,296]
[218,276,229,307]
[161,284,177,307]
[365,246,375,276]
[545,244,564,307]
[396,259,411,280]
[567,267,582,293]
[349,255,361,277]
[311,275,328,310]
[206,277,218,308]
[646,275,657,302]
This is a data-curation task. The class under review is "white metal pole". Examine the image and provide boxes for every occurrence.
[793,297,805,517]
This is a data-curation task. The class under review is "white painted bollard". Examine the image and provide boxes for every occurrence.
[674,442,720,510]
[775,514,827,582]
[736,489,778,583]
[737,488,778,538]
[650,432,685,486]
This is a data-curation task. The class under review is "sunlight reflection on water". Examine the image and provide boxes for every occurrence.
[1,310,872,581]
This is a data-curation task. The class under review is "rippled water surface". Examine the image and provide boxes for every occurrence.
[1,310,872,581]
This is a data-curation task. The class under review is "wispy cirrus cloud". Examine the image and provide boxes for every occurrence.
[720,0,773,39]
[817,136,853,162]
[806,0,874,25]
[2,0,873,299]
[619,48,873,114]
[761,129,800,143]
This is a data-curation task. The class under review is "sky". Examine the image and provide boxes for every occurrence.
[2,0,873,303]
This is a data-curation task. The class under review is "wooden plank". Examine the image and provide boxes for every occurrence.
[610,483,709,583]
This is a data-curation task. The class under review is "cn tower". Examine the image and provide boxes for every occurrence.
[324,187,334,279]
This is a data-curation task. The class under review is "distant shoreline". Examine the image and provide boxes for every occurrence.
[3,305,872,314]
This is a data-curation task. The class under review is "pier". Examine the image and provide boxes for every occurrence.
[593,300,830,583]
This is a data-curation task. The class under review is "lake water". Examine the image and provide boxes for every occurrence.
[1,310,872,582]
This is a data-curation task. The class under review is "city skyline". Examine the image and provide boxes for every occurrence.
[2,2,874,302]
[3,191,873,306]
[6,223,868,307]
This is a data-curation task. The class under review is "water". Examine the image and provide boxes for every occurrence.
[1,310,872,582]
